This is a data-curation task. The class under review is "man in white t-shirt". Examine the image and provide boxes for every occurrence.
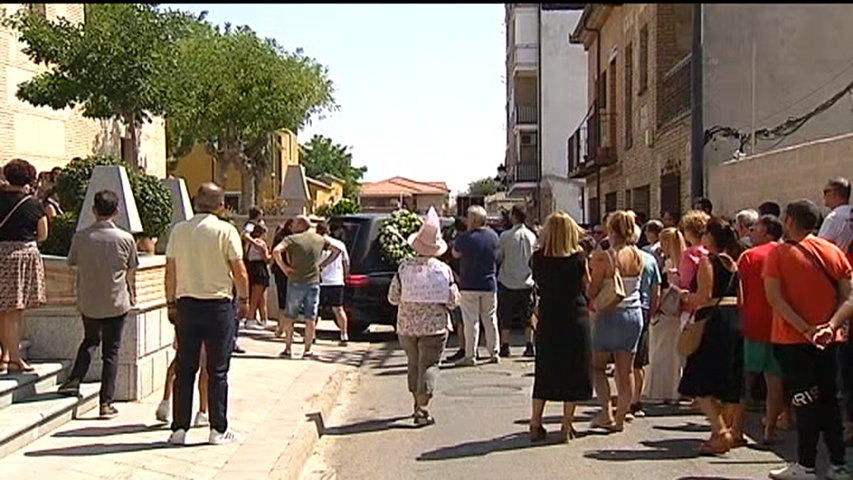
[819,177,853,252]
[316,221,351,345]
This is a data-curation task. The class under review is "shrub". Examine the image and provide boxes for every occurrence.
[48,155,173,256]
[378,209,423,266]
[40,211,79,256]
[315,198,360,218]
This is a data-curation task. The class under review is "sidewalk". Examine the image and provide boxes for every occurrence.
[0,321,373,480]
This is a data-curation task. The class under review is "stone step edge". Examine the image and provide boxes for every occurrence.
[0,383,100,460]
[0,362,68,405]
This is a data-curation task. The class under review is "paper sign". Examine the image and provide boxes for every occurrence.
[400,263,452,304]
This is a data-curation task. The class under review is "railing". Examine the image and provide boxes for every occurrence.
[511,161,540,183]
[514,103,538,125]
[567,100,617,178]
[660,55,691,126]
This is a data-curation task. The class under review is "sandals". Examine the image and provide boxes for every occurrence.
[558,425,577,443]
[590,416,623,433]
[698,430,733,456]
[6,360,34,373]
[529,424,547,442]
[413,408,435,428]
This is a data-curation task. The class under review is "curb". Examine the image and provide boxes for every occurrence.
[270,366,357,480]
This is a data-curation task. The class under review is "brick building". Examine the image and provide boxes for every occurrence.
[0,4,166,177]
[569,4,693,225]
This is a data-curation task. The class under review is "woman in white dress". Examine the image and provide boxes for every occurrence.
[644,227,686,404]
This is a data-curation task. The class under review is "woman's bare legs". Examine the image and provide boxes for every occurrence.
[257,287,268,326]
[198,366,209,414]
[592,351,614,426]
[162,358,177,401]
[613,352,635,429]
[249,285,264,325]
[531,398,546,428]
[1,310,30,369]
[562,402,577,439]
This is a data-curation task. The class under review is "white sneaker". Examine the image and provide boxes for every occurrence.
[827,465,851,480]
[768,463,817,480]
[193,411,210,428]
[156,400,171,423]
[455,357,477,367]
[167,429,187,446]
[486,356,500,365]
[209,429,242,445]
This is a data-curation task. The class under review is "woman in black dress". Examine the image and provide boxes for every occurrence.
[272,219,294,337]
[677,217,744,455]
[529,212,592,443]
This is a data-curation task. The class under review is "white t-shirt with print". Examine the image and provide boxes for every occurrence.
[320,236,350,286]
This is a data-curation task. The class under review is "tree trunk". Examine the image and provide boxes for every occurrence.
[240,162,256,213]
[124,113,141,170]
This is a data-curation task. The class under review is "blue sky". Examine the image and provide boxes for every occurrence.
[168,4,506,194]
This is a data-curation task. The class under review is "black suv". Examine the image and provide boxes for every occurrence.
[324,213,456,335]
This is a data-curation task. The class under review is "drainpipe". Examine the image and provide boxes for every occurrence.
[689,3,704,202]
[536,4,543,222]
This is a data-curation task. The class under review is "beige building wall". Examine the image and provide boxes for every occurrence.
[708,132,853,216]
[0,3,166,177]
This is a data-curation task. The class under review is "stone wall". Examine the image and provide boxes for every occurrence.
[25,255,172,401]
[708,132,853,216]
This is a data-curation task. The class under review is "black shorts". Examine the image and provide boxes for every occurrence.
[320,285,344,308]
[497,284,534,330]
[246,260,270,287]
[633,308,651,368]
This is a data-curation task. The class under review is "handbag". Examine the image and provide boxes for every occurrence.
[677,260,737,356]
[659,285,683,317]
[593,249,626,313]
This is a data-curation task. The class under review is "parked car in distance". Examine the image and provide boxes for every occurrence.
[324,213,456,336]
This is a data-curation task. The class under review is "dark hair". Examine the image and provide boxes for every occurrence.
[826,177,851,202]
[757,201,781,218]
[693,197,713,214]
[643,219,664,236]
[3,159,37,187]
[510,204,527,224]
[273,218,295,246]
[756,214,783,240]
[249,206,264,220]
[785,199,822,233]
[315,221,329,236]
[454,216,467,233]
[250,222,268,238]
[705,217,743,258]
[93,190,119,217]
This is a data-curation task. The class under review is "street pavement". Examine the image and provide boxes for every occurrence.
[0,320,385,480]
[302,332,851,480]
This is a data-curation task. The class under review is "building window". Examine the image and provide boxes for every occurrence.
[660,172,681,218]
[224,194,240,212]
[589,196,599,225]
[608,57,617,151]
[624,42,634,150]
[639,25,649,95]
[28,4,46,18]
[598,69,607,110]
[605,192,617,214]
[633,184,651,219]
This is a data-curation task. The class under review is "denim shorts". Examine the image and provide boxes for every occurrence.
[592,306,644,353]
[284,282,321,320]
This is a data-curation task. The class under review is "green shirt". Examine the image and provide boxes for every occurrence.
[282,231,329,284]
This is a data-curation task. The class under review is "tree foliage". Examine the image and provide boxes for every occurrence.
[315,197,360,218]
[3,4,200,167]
[300,135,366,200]
[166,21,337,211]
[466,177,500,197]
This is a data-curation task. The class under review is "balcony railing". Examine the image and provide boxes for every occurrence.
[514,102,538,125]
[659,55,691,126]
[567,100,618,178]
[510,161,540,184]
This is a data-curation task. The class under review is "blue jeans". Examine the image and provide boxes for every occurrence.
[285,282,321,320]
[173,297,235,433]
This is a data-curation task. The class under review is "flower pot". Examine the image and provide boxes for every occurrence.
[137,236,158,255]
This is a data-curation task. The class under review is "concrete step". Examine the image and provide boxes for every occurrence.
[0,362,68,409]
[0,382,99,459]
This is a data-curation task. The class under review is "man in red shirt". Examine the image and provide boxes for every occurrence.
[739,215,785,444]
[764,200,852,480]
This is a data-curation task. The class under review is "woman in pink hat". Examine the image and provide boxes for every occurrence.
[388,207,461,427]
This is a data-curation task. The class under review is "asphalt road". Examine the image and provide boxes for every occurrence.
[301,332,845,480]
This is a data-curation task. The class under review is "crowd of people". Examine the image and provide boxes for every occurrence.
[392,178,853,480]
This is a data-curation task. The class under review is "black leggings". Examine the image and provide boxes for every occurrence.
[774,343,845,468]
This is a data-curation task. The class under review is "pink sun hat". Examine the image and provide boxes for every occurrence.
[407,207,448,257]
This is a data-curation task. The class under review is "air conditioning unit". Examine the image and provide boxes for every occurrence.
[645,129,654,148]
[520,133,537,146]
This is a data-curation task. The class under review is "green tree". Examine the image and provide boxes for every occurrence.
[466,177,500,197]
[300,134,366,199]
[315,198,360,218]
[3,4,200,168]
[166,22,336,211]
